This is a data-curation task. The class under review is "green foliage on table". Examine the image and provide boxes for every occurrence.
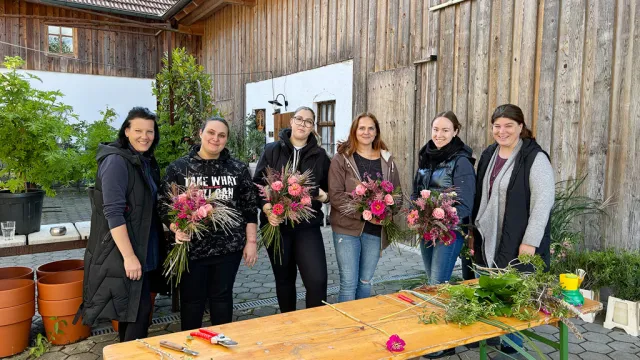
[71,107,119,184]
[153,48,219,173]
[0,56,80,196]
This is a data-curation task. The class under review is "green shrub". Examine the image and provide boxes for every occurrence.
[73,107,119,184]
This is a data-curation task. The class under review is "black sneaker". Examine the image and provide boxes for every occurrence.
[422,348,455,359]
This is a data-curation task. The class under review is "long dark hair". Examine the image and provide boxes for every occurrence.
[200,115,229,133]
[336,112,388,156]
[490,104,533,139]
[117,107,160,154]
[431,110,462,133]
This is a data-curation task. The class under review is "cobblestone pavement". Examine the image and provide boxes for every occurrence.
[3,191,638,359]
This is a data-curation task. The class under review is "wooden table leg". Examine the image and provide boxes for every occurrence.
[559,322,569,360]
[479,339,488,360]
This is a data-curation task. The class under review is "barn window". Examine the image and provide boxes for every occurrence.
[48,26,74,55]
[317,101,336,156]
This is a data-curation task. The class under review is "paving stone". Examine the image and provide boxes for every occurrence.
[148,322,168,332]
[60,340,95,355]
[567,342,585,354]
[580,340,614,354]
[608,351,640,360]
[609,330,640,344]
[65,353,98,360]
[258,293,274,299]
[249,286,270,294]
[528,340,557,354]
[533,324,558,334]
[167,322,182,333]
[608,341,640,354]
[30,352,69,360]
[252,306,278,317]
[236,292,259,300]
[582,331,613,344]
[582,322,616,334]
[149,330,171,336]
[547,351,582,360]
[90,341,117,356]
[89,332,118,344]
[579,352,613,360]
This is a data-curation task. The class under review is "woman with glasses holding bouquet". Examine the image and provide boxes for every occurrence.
[253,106,332,313]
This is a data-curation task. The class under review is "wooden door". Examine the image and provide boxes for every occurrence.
[273,112,294,140]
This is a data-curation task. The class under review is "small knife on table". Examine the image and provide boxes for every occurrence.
[159,340,199,356]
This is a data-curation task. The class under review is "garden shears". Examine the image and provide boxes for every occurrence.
[189,328,238,347]
[397,294,418,305]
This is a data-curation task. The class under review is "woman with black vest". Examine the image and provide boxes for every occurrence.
[472,104,555,354]
[162,116,259,330]
[412,111,476,286]
[81,107,166,342]
[253,106,331,313]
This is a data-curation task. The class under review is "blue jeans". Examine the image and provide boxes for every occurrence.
[420,232,464,285]
[333,232,382,302]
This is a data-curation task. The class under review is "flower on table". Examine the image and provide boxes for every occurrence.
[386,334,406,352]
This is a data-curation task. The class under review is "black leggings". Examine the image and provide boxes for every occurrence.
[118,274,151,342]
[267,226,328,313]
[179,251,243,331]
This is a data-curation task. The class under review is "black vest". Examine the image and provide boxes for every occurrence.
[414,157,458,193]
[80,143,164,325]
[471,139,552,271]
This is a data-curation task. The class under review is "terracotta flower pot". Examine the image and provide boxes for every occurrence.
[0,279,35,308]
[37,270,83,301]
[111,292,157,332]
[0,266,34,280]
[0,279,36,357]
[36,259,84,280]
[38,296,90,345]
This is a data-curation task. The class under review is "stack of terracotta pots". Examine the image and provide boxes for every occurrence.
[36,260,90,345]
[0,267,35,357]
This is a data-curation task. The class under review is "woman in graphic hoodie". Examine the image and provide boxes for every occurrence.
[161,116,258,330]
[253,106,331,313]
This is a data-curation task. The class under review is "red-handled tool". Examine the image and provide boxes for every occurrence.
[398,294,418,305]
[190,328,238,347]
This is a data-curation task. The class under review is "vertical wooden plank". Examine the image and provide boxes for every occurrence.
[328,0,337,64]
[625,1,640,248]
[410,0,423,62]
[25,3,33,69]
[516,0,538,124]
[497,0,513,107]
[352,0,367,114]
[424,0,439,122]
[535,0,559,153]
[291,0,298,73]
[366,0,377,75]
[398,0,410,67]
[386,0,398,69]
[281,0,287,74]
[320,0,328,66]
[469,0,492,156]
[576,0,614,249]
[336,0,345,60]
[312,0,320,68]
[0,0,6,59]
[18,0,26,61]
[465,0,477,142]
[375,0,387,71]
[552,0,586,183]
[266,0,272,74]
[454,0,471,139]
[437,4,455,111]
[345,0,354,59]
[297,0,306,71]
[306,0,313,70]
[510,0,523,103]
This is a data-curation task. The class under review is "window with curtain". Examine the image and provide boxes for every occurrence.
[317,101,336,156]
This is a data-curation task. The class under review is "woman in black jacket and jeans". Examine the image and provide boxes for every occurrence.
[162,116,258,330]
[253,106,331,313]
[81,107,166,342]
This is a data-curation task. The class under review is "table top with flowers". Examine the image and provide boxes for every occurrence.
[103,290,602,360]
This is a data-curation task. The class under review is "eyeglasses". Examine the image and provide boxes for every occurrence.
[292,116,315,128]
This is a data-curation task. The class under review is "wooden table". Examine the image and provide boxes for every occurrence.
[103,292,602,360]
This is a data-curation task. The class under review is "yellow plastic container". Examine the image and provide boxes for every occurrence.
[559,273,580,291]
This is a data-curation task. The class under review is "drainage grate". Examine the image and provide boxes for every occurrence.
[90,272,428,337]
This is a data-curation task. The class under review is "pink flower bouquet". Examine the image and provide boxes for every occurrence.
[163,183,241,284]
[256,164,316,262]
[406,189,460,246]
[341,174,404,245]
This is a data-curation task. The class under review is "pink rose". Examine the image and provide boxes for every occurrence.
[470,249,475,256]
[380,181,394,193]
[407,210,419,225]
[384,194,395,206]
[287,176,298,185]
[415,198,426,210]
[288,183,303,196]
[450,207,457,214]
[178,193,188,201]
[355,184,367,196]
[432,208,445,220]
[362,210,373,221]
[203,204,213,213]
[301,196,312,205]
[196,206,209,220]
[271,181,284,191]
[420,190,431,199]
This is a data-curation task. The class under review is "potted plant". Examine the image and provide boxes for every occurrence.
[0,56,80,234]
[227,113,266,175]
[604,251,640,336]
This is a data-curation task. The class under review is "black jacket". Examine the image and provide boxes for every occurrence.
[471,138,552,271]
[80,142,166,325]
[161,146,258,260]
[253,129,331,229]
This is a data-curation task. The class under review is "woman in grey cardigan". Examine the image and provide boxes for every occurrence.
[471,104,555,355]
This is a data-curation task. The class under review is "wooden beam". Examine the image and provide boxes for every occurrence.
[178,21,205,36]
[179,0,225,25]
[1,14,165,30]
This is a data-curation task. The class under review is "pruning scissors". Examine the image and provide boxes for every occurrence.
[397,294,418,305]
[190,328,238,347]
